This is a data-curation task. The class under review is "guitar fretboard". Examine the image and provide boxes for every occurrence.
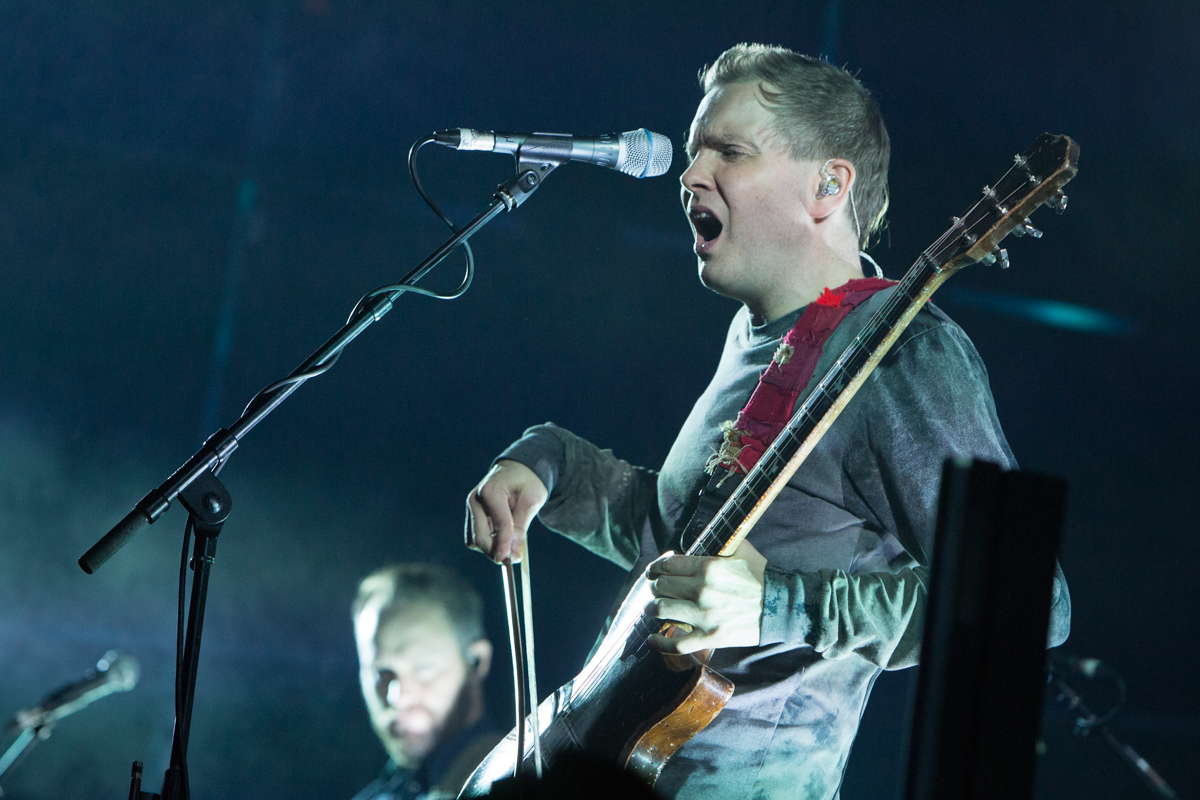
[684,251,946,559]
[622,132,1076,654]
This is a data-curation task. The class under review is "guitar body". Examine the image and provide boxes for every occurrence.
[459,568,734,796]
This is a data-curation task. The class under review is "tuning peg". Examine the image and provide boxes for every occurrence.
[1044,190,1068,214]
[978,247,1010,269]
[1010,218,1043,238]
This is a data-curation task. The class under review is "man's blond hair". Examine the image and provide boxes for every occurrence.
[700,43,890,248]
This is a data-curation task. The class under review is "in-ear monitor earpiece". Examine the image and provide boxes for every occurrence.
[818,158,841,197]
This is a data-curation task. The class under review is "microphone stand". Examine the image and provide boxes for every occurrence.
[0,722,53,796]
[78,155,561,800]
[1049,669,1177,799]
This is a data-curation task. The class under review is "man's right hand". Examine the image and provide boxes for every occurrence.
[464,459,548,564]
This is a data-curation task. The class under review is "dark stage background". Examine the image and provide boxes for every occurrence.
[0,2,1196,798]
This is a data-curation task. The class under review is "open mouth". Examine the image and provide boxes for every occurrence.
[689,208,724,244]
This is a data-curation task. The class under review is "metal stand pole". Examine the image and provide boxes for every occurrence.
[1050,674,1177,799]
[79,164,553,577]
[0,722,51,795]
[80,151,564,799]
[137,469,230,800]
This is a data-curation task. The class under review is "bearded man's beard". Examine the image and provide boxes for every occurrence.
[388,679,478,767]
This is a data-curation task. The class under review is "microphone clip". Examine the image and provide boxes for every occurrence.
[495,161,560,212]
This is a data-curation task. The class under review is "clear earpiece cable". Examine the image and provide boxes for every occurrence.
[850,188,883,278]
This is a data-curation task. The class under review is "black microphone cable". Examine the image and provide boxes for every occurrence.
[392,134,475,301]
[170,144,489,797]
[175,515,193,800]
[236,136,479,417]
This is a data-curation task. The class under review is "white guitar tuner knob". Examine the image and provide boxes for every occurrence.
[1011,219,1042,238]
[1044,190,1068,214]
[978,247,1010,269]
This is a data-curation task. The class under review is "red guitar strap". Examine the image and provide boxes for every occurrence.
[707,277,896,476]
[677,276,895,553]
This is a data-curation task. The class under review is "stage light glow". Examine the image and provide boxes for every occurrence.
[939,288,1138,336]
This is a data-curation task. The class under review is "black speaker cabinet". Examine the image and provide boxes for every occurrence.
[904,458,1066,800]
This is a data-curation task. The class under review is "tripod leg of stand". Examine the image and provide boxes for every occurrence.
[129,760,163,800]
[161,526,220,800]
[157,469,230,800]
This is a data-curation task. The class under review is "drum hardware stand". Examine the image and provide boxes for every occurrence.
[76,153,562,799]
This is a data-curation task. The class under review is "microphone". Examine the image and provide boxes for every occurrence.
[6,651,140,731]
[1049,653,1117,679]
[433,128,673,178]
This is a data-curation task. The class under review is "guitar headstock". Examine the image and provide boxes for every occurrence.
[934,133,1079,273]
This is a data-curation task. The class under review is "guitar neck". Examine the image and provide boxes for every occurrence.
[679,132,1077,560]
[686,253,953,559]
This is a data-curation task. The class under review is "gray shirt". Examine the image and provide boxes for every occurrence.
[500,290,1071,799]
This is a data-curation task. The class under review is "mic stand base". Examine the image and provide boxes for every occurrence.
[124,471,231,800]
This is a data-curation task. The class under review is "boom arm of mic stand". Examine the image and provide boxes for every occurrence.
[79,165,554,574]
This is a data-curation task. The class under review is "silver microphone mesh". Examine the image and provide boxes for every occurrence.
[617,129,673,178]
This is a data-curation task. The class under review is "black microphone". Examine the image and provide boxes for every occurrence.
[433,128,673,178]
[6,651,140,731]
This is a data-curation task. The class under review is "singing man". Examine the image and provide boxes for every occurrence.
[464,43,1071,798]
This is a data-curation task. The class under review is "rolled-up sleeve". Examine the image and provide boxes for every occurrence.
[497,423,656,570]
[759,319,1070,668]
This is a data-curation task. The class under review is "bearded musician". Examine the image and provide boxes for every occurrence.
[351,564,500,800]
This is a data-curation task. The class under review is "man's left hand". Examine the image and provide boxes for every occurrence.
[646,540,768,655]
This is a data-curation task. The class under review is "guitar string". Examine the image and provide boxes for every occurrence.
[500,153,1061,767]
[675,167,1027,559]
[575,157,1047,687]
[682,160,1040,560]
[687,181,1033,556]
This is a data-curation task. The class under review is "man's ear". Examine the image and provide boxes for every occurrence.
[804,158,856,221]
[465,639,493,680]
